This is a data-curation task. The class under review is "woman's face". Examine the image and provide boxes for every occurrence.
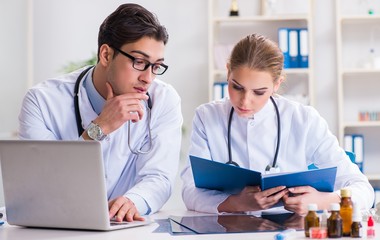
[227,65,281,118]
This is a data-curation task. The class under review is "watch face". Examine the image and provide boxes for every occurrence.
[87,123,105,141]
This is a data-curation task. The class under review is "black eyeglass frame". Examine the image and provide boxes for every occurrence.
[112,47,168,75]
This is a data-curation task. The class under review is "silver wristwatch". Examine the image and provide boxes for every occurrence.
[86,122,107,141]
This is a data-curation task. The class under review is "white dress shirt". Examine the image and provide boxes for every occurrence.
[19,66,183,215]
[181,95,374,213]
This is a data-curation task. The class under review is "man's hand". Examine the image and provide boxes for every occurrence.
[108,196,145,222]
[94,82,149,134]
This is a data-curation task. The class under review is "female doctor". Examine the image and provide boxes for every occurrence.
[181,33,374,215]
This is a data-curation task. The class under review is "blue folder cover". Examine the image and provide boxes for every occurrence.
[190,155,337,194]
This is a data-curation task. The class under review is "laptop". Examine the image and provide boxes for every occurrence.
[0,140,152,231]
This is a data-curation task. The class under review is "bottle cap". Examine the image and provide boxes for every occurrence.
[340,188,352,197]
[330,203,340,211]
[352,203,362,222]
[308,203,318,211]
[368,215,374,227]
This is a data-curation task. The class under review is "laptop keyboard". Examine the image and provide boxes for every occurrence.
[110,221,132,226]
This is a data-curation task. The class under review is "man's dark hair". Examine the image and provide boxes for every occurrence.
[97,3,169,58]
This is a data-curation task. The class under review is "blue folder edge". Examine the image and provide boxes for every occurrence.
[190,155,337,194]
[190,155,262,194]
[262,167,337,192]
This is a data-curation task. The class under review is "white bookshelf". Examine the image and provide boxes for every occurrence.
[336,0,380,178]
[208,0,315,105]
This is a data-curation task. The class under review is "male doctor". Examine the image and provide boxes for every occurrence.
[18,3,183,222]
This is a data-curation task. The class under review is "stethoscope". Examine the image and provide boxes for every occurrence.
[226,96,281,173]
[74,66,153,155]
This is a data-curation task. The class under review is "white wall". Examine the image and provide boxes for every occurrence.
[0,0,338,208]
[0,0,30,207]
[0,1,29,136]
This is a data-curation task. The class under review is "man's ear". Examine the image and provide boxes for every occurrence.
[98,44,114,66]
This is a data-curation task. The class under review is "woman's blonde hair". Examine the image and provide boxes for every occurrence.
[228,33,284,83]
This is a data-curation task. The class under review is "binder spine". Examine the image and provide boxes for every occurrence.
[288,29,299,68]
[222,82,229,99]
[299,28,309,68]
[278,28,290,69]
[344,134,364,172]
[213,82,223,100]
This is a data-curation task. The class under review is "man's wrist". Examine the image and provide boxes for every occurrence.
[86,122,107,141]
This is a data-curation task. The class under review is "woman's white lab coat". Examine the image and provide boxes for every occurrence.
[181,95,374,213]
[18,66,183,215]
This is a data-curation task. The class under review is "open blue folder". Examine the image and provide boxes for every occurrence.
[190,155,337,194]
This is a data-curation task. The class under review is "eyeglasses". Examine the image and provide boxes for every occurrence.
[112,47,168,75]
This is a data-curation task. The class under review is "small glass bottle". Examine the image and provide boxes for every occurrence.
[320,209,330,229]
[351,202,363,238]
[229,0,239,16]
[304,203,320,237]
[367,215,376,238]
[327,203,343,238]
[340,188,353,236]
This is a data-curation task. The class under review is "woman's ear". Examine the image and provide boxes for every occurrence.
[226,63,231,80]
[273,75,284,94]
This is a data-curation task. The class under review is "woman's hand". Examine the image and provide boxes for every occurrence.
[282,186,340,215]
[218,185,288,213]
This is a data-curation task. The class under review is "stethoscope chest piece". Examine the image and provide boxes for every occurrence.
[265,165,281,174]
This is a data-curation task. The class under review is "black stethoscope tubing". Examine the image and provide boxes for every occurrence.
[226,96,281,170]
[73,66,152,137]
[74,66,93,136]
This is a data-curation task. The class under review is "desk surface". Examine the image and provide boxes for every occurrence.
[0,209,379,240]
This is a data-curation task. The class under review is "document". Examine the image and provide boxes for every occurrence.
[190,155,337,194]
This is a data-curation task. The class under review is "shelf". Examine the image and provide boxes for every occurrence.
[213,69,226,76]
[213,14,309,23]
[213,68,310,76]
[367,174,380,181]
[208,0,314,104]
[342,68,380,75]
[284,68,310,74]
[340,15,380,23]
[343,121,380,128]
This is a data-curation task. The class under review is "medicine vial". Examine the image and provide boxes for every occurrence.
[327,203,343,238]
[350,202,363,238]
[367,215,376,238]
[320,209,330,229]
[340,188,353,236]
[304,203,320,237]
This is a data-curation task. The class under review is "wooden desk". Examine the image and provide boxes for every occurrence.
[0,209,379,239]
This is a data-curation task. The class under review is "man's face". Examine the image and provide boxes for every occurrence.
[106,36,166,96]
